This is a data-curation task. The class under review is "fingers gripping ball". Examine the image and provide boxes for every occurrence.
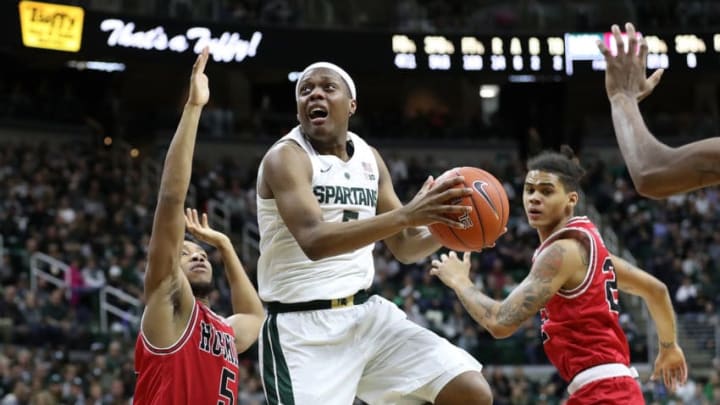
[429,167,509,251]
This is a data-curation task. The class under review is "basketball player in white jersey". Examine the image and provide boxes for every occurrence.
[256,63,492,405]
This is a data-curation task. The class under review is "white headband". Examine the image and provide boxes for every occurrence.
[295,62,357,100]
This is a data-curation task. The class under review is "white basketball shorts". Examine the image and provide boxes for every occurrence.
[260,295,483,405]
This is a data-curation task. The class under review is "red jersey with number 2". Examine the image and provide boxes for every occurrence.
[535,216,630,382]
[134,300,239,404]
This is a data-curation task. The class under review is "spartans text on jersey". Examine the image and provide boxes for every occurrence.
[313,185,377,207]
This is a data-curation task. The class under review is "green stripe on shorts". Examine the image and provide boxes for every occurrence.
[262,315,295,405]
[269,315,295,405]
[261,317,279,405]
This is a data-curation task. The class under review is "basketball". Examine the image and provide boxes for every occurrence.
[428,167,510,251]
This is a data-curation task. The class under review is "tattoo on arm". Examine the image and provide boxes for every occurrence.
[496,243,566,327]
[454,243,567,333]
[458,286,497,327]
[660,341,675,349]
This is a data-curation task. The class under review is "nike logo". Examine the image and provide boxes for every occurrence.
[472,180,499,219]
[320,165,332,173]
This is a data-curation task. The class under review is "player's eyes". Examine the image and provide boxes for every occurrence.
[524,187,553,196]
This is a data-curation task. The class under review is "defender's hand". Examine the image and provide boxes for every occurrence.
[184,208,228,248]
[430,251,473,291]
[651,343,688,393]
[188,47,210,107]
[597,23,663,102]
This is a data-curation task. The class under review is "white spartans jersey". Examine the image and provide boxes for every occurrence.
[256,126,379,303]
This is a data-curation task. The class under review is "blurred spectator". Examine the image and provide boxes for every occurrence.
[41,289,73,346]
[0,380,31,405]
[675,276,699,314]
[0,287,22,344]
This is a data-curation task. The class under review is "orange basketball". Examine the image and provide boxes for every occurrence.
[428,167,510,251]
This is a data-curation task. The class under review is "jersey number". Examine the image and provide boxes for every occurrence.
[218,367,236,405]
[602,258,620,313]
[342,210,359,222]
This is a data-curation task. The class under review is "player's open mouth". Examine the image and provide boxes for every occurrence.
[308,106,328,124]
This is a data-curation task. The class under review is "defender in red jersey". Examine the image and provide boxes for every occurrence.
[432,147,688,403]
[133,48,264,405]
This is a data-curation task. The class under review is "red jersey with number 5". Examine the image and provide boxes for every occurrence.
[534,216,630,382]
[134,300,239,404]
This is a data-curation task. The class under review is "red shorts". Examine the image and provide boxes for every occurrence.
[567,376,644,405]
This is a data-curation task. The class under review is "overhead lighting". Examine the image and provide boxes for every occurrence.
[287,71,302,82]
[508,74,538,83]
[479,84,499,99]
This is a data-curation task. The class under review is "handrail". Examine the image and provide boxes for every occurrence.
[207,199,231,235]
[29,252,71,299]
[29,252,144,333]
[242,222,260,261]
[99,284,143,334]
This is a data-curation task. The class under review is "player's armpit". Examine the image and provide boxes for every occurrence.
[494,239,579,334]
[141,275,194,348]
[611,254,667,298]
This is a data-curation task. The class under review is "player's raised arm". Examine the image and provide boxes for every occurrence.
[431,239,578,338]
[184,209,264,352]
[611,254,688,392]
[145,47,209,297]
[259,142,471,261]
[142,48,209,345]
[599,22,720,198]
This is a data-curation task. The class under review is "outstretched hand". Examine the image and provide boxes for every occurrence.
[430,251,473,290]
[188,47,210,107]
[184,208,228,248]
[597,23,663,102]
[402,175,473,229]
[651,343,688,393]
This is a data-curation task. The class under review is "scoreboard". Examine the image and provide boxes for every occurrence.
[6,2,720,78]
[392,34,565,75]
[390,31,720,77]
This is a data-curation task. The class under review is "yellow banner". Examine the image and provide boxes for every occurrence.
[19,1,84,52]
